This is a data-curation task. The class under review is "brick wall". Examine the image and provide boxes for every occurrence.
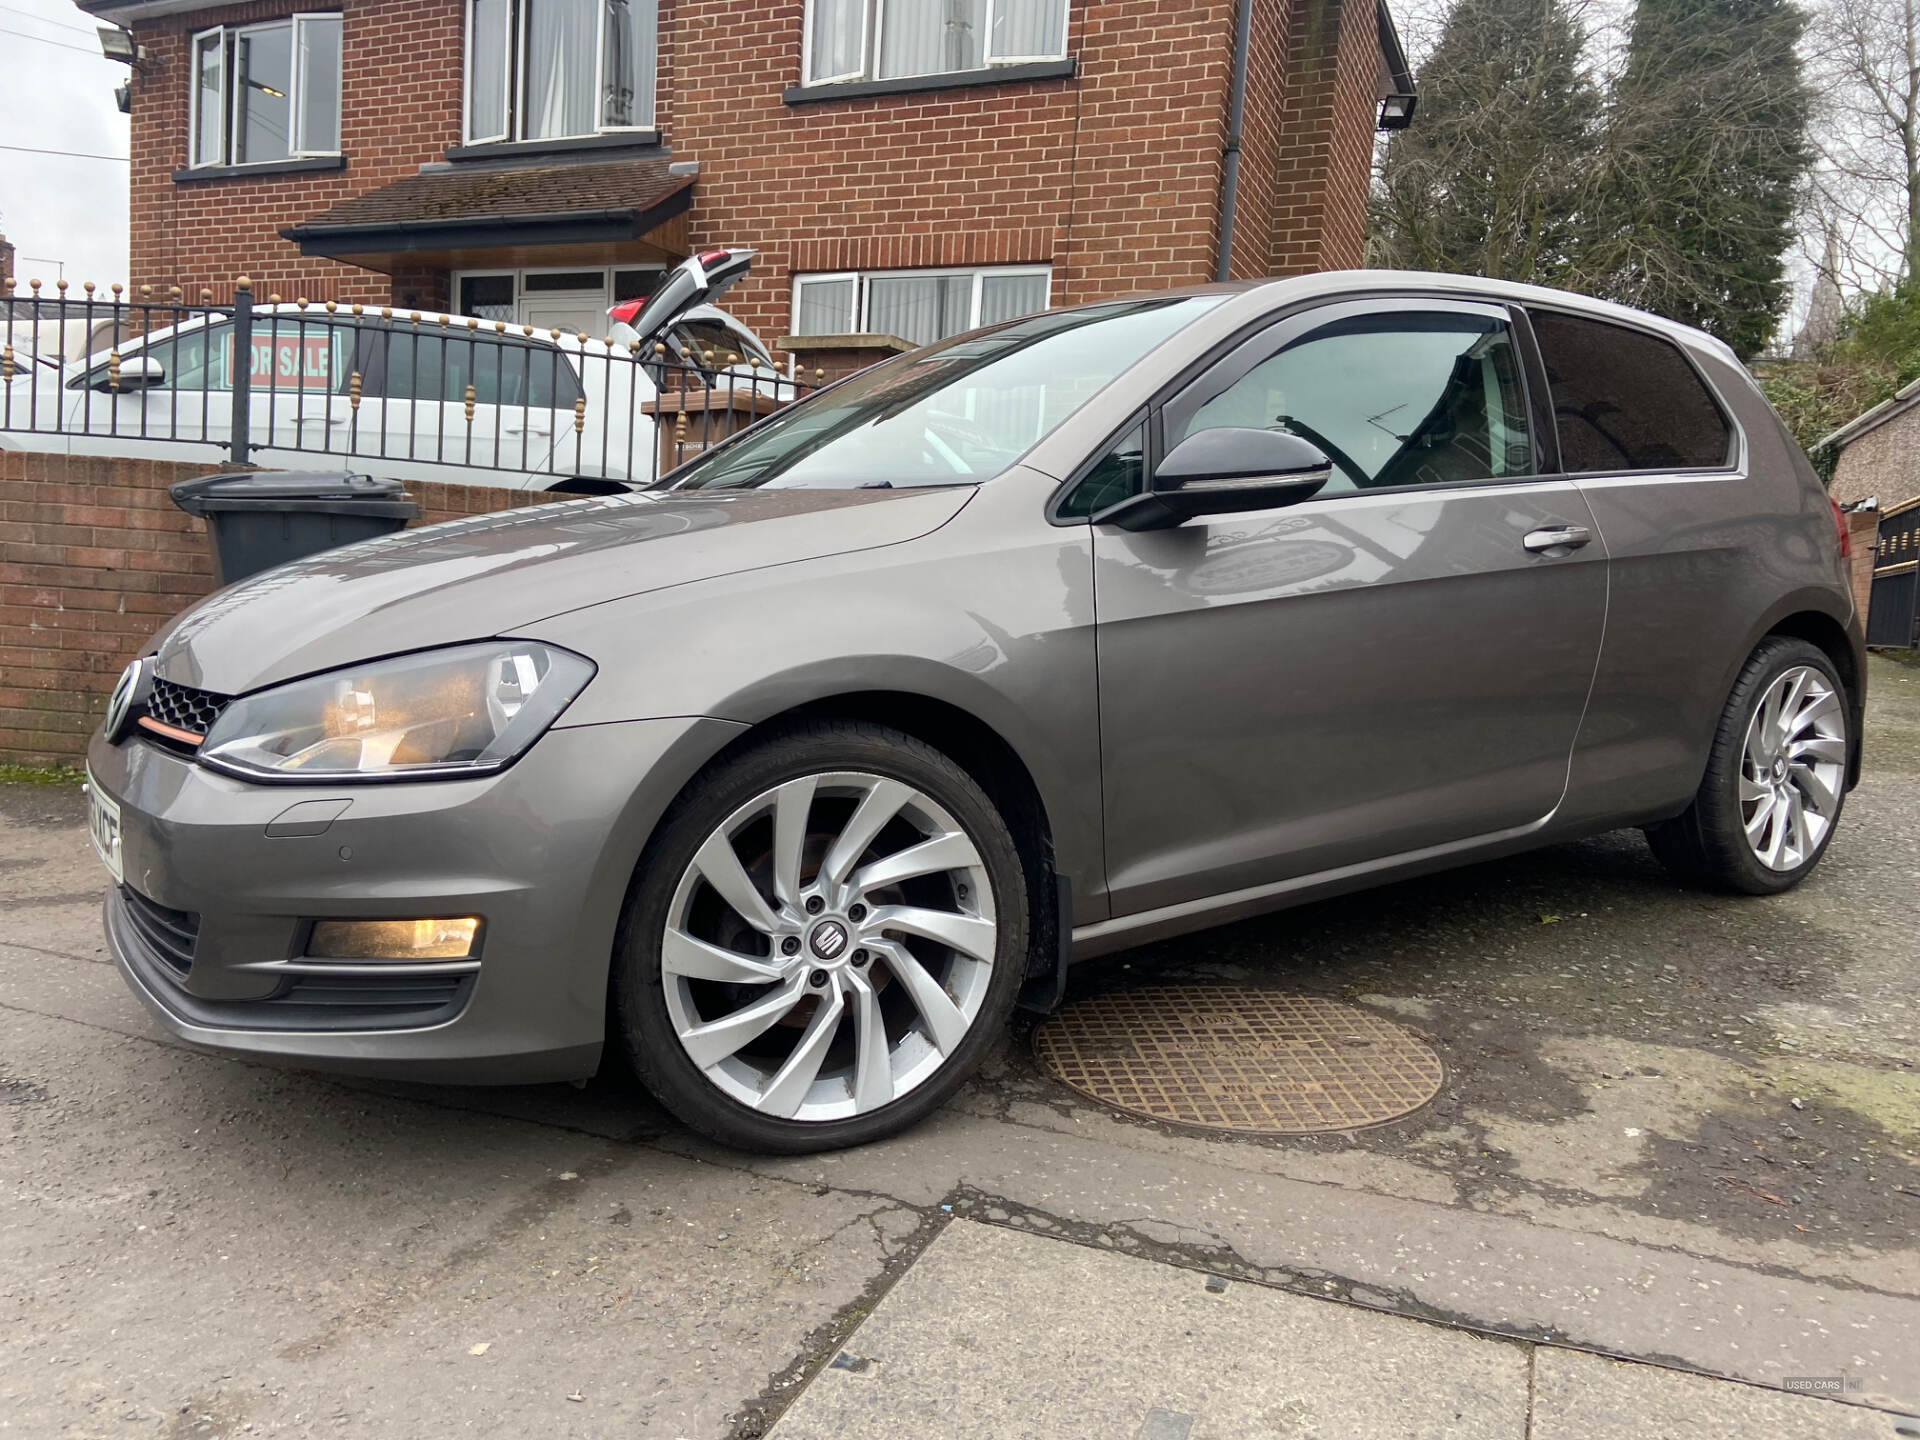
[126,0,469,307]
[113,1,1382,337]
[0,448,552,767]
[1847,508,1879,623]
[1269,0,1378,274]
[674,0,1246,341]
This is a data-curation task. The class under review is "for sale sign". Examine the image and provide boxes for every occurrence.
[223,329,340,391]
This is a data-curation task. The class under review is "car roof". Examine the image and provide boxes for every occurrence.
[1143,270,1744,368]
[253,302,755,359]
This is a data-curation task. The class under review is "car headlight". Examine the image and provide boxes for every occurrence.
[198,642,595,783]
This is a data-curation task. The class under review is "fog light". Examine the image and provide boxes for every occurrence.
[307,918,482,960]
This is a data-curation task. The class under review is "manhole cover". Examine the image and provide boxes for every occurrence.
[1033,986,1444,1134]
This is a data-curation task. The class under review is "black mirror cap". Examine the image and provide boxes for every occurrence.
[1099,427,1333,531]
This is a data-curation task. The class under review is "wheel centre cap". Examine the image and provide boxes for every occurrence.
[808,919,850,961]
[1773,758,1788,781]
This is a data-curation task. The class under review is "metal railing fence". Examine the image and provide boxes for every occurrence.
[1,275,818,489]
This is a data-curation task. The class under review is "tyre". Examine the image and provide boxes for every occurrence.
[613,720,1029,1153]
[1645,637,1850,895]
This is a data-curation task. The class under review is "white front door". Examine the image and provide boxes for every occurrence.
[517,274,610,339]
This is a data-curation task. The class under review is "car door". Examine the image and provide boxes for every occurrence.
[1089,297,1609,917]
[350,321,572,487]
[59,314,233,462]
[241,313,357,466]
[1520,306,1748,827]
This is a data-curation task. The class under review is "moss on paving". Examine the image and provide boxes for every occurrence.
[0,764,84,786]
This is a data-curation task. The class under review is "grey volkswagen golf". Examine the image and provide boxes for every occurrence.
[86,271,1864,1153]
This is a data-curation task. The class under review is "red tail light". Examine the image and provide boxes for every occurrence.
[607,299,643,325]
[696,249,732,267]
[1830,498,1851,559]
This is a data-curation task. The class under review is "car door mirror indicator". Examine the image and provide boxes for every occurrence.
[1098,426,1332,531]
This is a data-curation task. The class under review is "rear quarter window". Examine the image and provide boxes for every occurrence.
[1526,310,1734,472]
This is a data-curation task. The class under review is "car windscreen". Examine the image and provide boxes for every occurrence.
[661,296,1225,491]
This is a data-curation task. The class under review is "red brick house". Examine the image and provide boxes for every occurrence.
[78,0,1413,354]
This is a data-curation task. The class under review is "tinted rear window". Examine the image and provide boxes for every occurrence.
[1527,310,1733,472]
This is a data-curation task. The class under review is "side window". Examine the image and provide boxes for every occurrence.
[370,332,584,407]
[1170,312,1534,494]
[148,321,230,391]
[1059,422,1146,518]
[1526,310,1733,472]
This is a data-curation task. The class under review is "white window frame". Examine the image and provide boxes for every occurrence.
[189,14,343,169]
[452,265,672,328]
[462,0,659,146]
[188,26,225,168]
[462,0,513,145]
[801,0,1070,88]
[790,265,1053,340]
[791,271,861,334]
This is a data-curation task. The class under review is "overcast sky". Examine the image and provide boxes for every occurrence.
[0,0,131,288]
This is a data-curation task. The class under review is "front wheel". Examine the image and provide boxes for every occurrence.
[1645,637,1850,894]
[613,721,1029,1153]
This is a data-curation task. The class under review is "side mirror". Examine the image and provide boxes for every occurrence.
[89,355,167,393]
[1100,426,1332,531]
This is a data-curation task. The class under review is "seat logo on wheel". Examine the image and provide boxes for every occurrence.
[809,920,849,960]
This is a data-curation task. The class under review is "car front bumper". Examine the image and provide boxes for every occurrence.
[89,715,744,1084]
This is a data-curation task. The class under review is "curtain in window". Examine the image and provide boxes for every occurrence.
[235,26,293,164]
[193,34,224,165]
[468,0,510,141]
[525,0,597,140]
[990,0,1066,58]
[979,273,1048,326]
[807,0,863,81]
[878,0,985,79]
[796,278,857,336]
[294,16,341,154]
[868,274,973,345]
[602,0,658,128]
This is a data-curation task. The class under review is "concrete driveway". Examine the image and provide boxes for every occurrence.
[3,660,1917,1438]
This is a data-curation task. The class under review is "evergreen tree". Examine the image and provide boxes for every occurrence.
[1369,0,1599,284]
[1577,0,1812,358]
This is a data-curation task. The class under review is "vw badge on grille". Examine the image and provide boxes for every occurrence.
[104,657,153,745]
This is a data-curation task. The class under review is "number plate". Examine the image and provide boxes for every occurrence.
[85,769,124,886]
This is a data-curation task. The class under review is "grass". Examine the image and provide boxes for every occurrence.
[0,763,85,786]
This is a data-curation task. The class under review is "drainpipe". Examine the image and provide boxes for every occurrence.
[1215,0,1255,283]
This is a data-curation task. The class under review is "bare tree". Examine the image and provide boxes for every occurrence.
[1807,0,1920,283]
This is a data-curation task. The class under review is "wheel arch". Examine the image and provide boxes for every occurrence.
[633,684,1073,998]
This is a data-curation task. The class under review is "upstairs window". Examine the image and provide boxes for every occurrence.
[190,15,342,168]
[804,0,1069,87]
[466,0,659,143]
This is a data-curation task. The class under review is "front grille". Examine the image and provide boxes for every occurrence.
[272,973,468,1017]
[120,886,200,978]
[146,677,231,737]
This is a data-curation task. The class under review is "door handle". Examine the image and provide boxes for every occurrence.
[1523,525,1592,556]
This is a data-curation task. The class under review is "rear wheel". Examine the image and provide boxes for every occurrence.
[613,721,1028,1153]
[1645,637,1849,894]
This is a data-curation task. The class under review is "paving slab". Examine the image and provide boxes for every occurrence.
[768,1219,1531,1440]
[1530,1346,1911,1439]
[0,998,899,1438]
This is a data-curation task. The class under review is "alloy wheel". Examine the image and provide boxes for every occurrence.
[1739,664,1846,872]
[660,770,997,1122]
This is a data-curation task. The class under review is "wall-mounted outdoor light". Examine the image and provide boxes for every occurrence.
[1377,93,1417,131]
